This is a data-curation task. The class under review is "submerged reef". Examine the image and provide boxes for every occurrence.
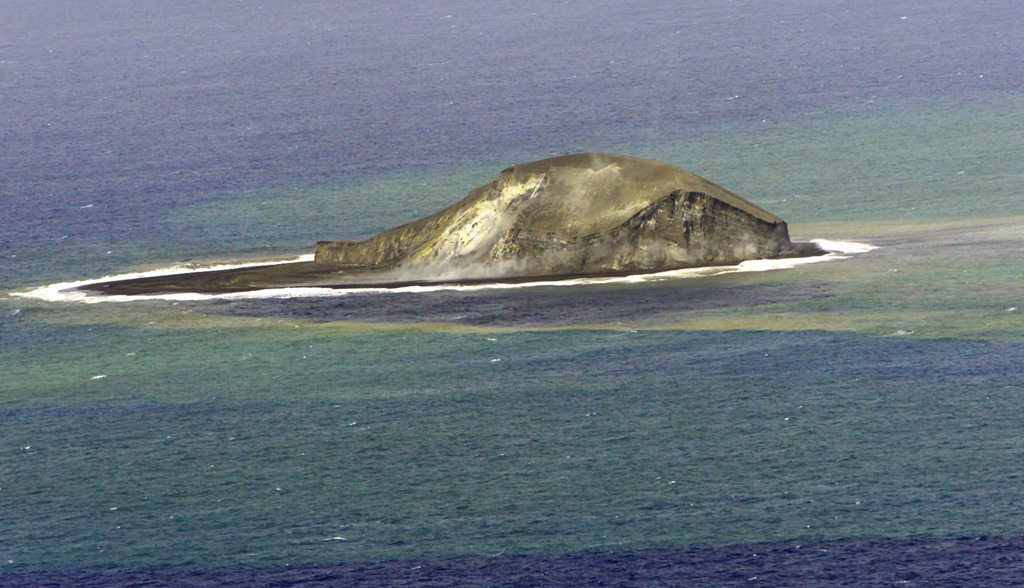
[82,153,823,295]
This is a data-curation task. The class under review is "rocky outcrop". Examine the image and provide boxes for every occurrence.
[314,153,806,277]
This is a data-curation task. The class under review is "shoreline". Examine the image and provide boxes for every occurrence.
[74,242,828,297]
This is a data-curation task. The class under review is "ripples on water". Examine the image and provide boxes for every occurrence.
[213,280,831,327]
[4,536,1023,587]
[2,0,1024,583]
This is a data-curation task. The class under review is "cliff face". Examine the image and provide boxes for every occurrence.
[315,153,796,277]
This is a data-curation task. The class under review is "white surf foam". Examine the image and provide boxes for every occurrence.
[10,241,875,303]
[811,239,878,255]
[10,255,315,304]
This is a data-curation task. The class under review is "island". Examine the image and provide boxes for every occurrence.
[80,153,824,295]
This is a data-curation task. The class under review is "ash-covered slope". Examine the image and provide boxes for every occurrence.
[315,153,809,276]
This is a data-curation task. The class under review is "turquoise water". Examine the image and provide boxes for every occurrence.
[2,0,1024,576]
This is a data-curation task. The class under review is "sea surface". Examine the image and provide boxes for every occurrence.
[2,0,1023,586]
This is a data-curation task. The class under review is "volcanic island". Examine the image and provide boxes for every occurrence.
[80,153,824,295]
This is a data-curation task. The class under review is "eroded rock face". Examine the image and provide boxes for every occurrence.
[315,153,798,276]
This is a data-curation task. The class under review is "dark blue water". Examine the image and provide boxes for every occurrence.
[3,536,1023,587]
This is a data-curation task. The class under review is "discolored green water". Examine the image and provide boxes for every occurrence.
[4,327,1023,566]
[4,96,1024,570]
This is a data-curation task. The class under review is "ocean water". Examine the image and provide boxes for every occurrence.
[2,0,1024,585]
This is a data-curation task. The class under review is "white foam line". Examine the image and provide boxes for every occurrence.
[10,255,315,303]
[10,241,875,303]
[811,239,878,255]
